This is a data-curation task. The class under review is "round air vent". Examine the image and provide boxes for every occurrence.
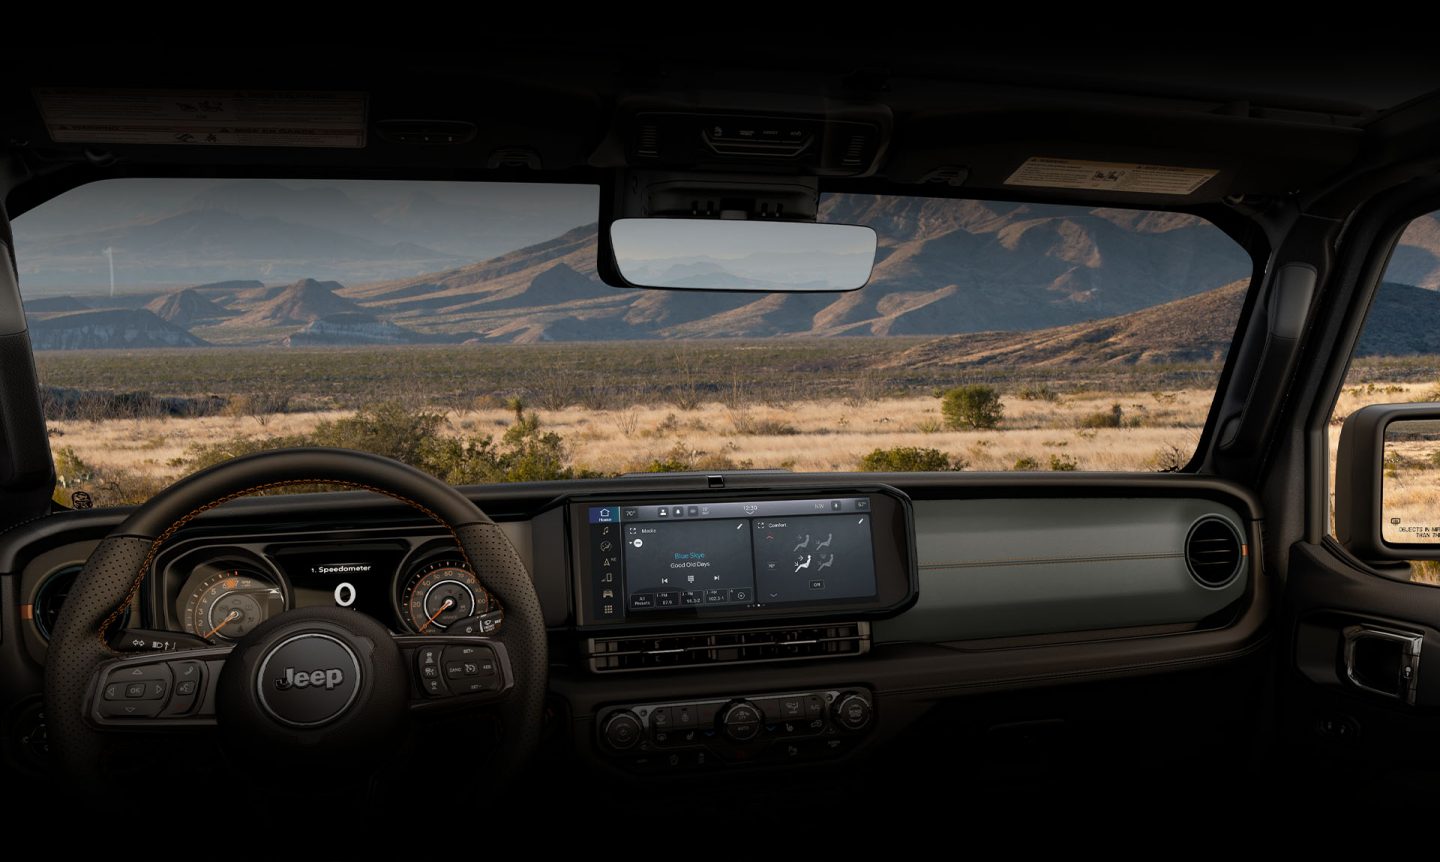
[1185,517,1244,588]
[32,565,83,640]
[33,564,129,641]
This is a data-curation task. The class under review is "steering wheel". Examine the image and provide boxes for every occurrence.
[42,447,548,792]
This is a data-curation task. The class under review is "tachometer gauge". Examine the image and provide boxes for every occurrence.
[179,565,286,643]
[400,560,499,634]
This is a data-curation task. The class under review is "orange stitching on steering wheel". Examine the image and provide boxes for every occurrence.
[95,479,481,652]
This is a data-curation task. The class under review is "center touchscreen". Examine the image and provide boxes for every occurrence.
[582,497,878,623]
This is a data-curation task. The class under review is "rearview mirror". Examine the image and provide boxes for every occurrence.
[1336,402,1440,562]
[608,219,877,292]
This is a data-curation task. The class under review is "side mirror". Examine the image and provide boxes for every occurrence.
[1336,402,1440,561]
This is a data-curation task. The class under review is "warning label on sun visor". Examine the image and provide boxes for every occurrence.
[1005,157,1216,195]
[34,89,367,149]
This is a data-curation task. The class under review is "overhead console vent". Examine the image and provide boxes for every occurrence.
[1185,517,1244,587]
[627,112,885,176]
[586,622,870,673]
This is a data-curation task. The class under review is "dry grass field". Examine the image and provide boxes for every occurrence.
[47,389,1217,485]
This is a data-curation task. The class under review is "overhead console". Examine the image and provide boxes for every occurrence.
[570,486,915,644]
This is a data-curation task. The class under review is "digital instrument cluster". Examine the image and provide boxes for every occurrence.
[161,541,504,644]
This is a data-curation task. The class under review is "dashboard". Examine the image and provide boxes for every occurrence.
[1,472,1265,782]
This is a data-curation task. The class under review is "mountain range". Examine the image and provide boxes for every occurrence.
[16,190,1440,362]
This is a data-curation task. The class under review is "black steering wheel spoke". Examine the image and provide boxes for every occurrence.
[394,634,514,712]
[89,646,231,729]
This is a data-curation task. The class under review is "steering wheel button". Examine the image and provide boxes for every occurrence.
[99,699,163,719]
[143,681,168,700]
[421,665,439,679]
[176,680,197,696]
[103,683,124,701]
[444,662,467,679]
[124,683,146,698]
[422,677,448,697]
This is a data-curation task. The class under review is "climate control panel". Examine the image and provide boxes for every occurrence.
[596,688,874,773]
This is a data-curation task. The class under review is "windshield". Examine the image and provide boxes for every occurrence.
[13,179,1252,508]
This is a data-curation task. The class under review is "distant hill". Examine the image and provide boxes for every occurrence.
[282,312,448,346]
[887,279,1249,370]
[145,288,231,326]
[26,309,208,350]
[227,279,361,327]
[22,295,88,313]
[1355,281,1440,356]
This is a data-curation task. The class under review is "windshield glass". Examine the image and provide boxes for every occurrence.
[14,179,1252,507]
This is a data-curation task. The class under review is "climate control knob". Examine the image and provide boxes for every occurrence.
[720,701,763,742]
[601,710,643,751]
[832,692,873,732]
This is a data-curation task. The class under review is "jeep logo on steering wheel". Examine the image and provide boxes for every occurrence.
[273,666,346,691]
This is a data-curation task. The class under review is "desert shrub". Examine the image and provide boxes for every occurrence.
[308,403,446,465]
[1144,443,1191,472]
[914,418,944,434]
[734,416,799,436]
[1078,404,1124,429]
[224,392,291,427]
[173,434,302,472]
[1018,384,1059,402]
[940,385,1004,430]
[1048,454,1078,471]
[857,446,963,472]
[1012,455,1041,471]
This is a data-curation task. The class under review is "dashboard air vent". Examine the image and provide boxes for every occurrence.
[1185,517,1244,587]
[587,622,870,672]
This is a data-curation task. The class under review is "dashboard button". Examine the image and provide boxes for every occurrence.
[673,704,696,728]
[703,590,728,603]
[602,711,643,751]
[804,695,825,718]
[630,594,654,609]
[778,696,804,719]
[721,702,763,742]
[833,693,873,732]
[649,706,673,730]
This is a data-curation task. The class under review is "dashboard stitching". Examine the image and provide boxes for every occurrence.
[95,478,476,652]
[919,552,1184,569]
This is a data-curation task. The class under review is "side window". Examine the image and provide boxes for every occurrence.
[1329,211,1440,583]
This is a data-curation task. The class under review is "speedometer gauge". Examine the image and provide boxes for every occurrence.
[400,560,498,634]
[179,565,286,643]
